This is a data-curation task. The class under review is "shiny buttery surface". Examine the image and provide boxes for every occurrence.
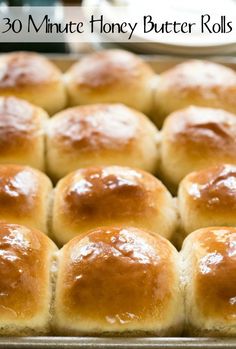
[58,166,163,225]
[0,223,48,320]
[164,106,236,155]
[185,164,236,210]
[0,165,38,218]
[59,226,174,324]
[0,97,40,156]
[48,104,139,152]
[193,227,236,320]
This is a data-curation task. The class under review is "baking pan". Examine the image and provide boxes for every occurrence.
[1,54,236,349]
[0,337,236,348]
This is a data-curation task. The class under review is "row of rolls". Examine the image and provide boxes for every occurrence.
[1,50,236,186]
[2,162,236,247]
[1,49,236,337]
[1,50,236,121]
[0,222,235,337]
[2,95,236,191]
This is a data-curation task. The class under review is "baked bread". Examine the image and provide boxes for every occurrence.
[0,51,67,114]
[53,226,183,336]
[154,60,236,126]
[64,49,156,114]
[160,106,236,191]
[0,165,52,234]
[181,226,236,336]
[51,166,177,245]
[178,164,236,236]
[0,96,48,171]
[46,104,160,180]
[0,222,57,335]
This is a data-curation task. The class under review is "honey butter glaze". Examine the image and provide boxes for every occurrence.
[186,164,236,210]
[0,223,48,320]
[0,165,38,217]
[0,52,61,88]
[60,166,162,223]
[48,104,140,152]
[166,106,236,154]
[0,97,39,155]
[58,226,175,325]
[193,227,236,320]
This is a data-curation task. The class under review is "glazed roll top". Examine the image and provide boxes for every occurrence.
[53,226,183,336]
[154,60,236,126]
[0,52,67,114]
[0,165,52,234]
[51,166,177,245]
[160,106,236,190]
[181,227,236,336]
[64,49,156,114]
[179,164,236,236]
[46,104,160,180]
[0,223,57,336]
[0,96,48,171]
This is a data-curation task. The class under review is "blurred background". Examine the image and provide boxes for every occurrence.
[0,0,235,56]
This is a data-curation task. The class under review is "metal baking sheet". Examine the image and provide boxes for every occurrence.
[1,54,236,348]
[0,337,236,348]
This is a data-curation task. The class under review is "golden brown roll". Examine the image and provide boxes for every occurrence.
[160,106,236,191]
[64,49,156,114]
[0,96,48,171]
[0,165,52,234]
[53,226,183,336]
[181,227,236,336]
[178,164,236,237]
[0,51,66,114]
[51,166,177,245]
[46,104,160,180]
[0,222,57,335]
[154,60,236,126]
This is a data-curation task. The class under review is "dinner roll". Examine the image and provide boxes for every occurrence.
[160,106,236,191]
[51,166,177,245]
[0,96,48,171]
[181,227,236,336]
[0,51,66,114]
[46,104,160,180]
[64,49,156,114]
[0,223,57,335]
[178,164,236,237]
[0,165,52,233]
[54,226,183,336]
[154,60,236,126]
